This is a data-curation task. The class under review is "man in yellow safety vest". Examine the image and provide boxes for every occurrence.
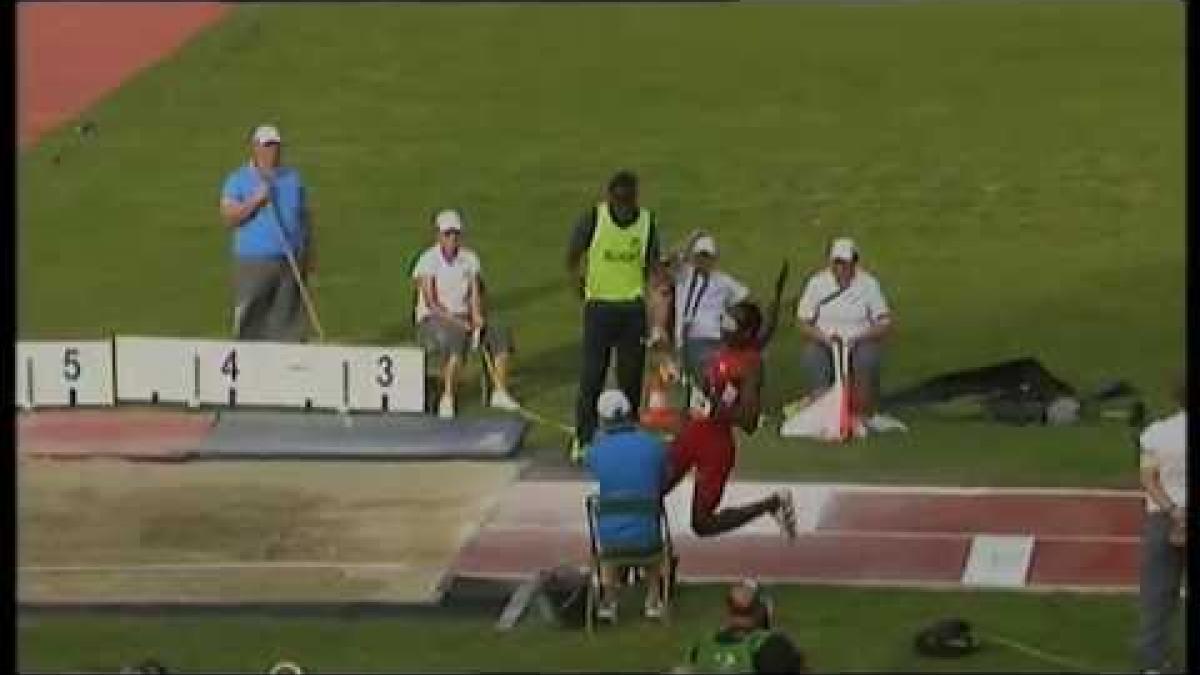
[566,170,669,462]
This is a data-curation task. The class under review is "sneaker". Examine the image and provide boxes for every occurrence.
[770,490,798,540]
[438,396,455,419]
[596,599,618,623]
[644,595,664,620]
[489,389,521,411]
[865,413,908,433]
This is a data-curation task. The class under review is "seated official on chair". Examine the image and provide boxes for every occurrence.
[585,389,672,624]
[412,208,521,418]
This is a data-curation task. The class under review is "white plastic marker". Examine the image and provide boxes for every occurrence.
[832,335,853,441]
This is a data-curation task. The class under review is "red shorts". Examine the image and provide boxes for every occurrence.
[668,417,736,515]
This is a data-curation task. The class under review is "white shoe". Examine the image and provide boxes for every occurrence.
[489,389,521,411]
[644,595,664,620]
[438,397,455,419]
[596,599,618,623]
[770,490,798,540]
[865,413,908,433]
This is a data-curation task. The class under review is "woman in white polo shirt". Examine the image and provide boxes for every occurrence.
[412,209,520,418]
[671,231,750,400]
[795,237,893,426]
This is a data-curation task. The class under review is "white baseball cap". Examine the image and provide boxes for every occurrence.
[692,235,718,256]
[596,389,632,420]
[435,209,465,233]
[251,124,282,145]
[829,237,858,262]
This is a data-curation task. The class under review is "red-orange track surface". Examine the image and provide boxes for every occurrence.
[16,407,1143,590]
[19,409,216,461]
[453,481,1144,591]
[18,1,230,148]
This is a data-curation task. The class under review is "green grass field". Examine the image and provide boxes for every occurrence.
[16,2,1184,672]
[17,2,1184,488]
[17,585,1185,673]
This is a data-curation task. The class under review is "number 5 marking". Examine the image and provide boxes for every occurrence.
[63,347,81,382]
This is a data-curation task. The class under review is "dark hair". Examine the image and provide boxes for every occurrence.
[726,580,772,629]
[607,170,638,193]
[120,659,168,674]
[727,301,763,341]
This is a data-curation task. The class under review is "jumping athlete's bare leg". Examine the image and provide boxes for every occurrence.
[689,493,781,538]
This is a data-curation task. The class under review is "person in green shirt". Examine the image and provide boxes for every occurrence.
[679,580,808,674]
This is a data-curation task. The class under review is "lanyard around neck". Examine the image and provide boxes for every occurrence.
[683,268,711,322]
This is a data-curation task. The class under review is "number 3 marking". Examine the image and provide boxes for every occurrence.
[376,355,394,387]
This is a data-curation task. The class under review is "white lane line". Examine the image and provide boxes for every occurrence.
[821,484,1140,498]
[476,524,1138,545]
[452,570,1138,595]
[511,479,1142,499]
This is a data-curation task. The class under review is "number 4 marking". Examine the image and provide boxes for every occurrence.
[221,350,239,381]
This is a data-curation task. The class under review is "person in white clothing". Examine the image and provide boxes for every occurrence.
[412,209,520,418]
[795,237,893,422]
[670,232,750,401]
[1135,376,1187,674]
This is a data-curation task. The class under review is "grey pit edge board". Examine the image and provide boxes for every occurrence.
[189,410,528,460]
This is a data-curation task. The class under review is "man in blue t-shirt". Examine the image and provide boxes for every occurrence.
[219,124,314,341]
[585,389,669,622]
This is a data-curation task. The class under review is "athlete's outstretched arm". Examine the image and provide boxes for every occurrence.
[757,261,789,349]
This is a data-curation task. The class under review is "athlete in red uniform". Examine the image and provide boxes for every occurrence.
[664,301,797,539]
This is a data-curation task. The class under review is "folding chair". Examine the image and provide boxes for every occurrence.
[584,493,677,634]
[412,279,491,413]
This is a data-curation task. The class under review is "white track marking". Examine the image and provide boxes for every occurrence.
[506,479,1141,499]
[961,535,1035,588]
[477,524,1137,545]
[825,483,1140,498]
[485,478,1136,537]
[452,570,1138,595]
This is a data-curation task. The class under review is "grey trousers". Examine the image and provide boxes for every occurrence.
[1136,510,1186,671]
[801,339,883,398]
[232,257,309,342]
[417,315,514,360]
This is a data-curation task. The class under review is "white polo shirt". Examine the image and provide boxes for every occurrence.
[674,264,749,342]
[796,267,891,340]
[1139,410,1187,512]
[412,244,481,323]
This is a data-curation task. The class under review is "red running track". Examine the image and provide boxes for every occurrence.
[18,1,230,148]
[452,480,1144,592]
[14,409,1146,591]
[18,409,216,461]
